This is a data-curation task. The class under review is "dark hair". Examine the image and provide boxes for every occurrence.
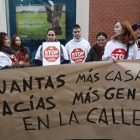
[46,28,56,35]
[11,35,28,54]
[96,32,107,40]
[0,32,7,49]
[72,24,81,30]
[113,20,136,44]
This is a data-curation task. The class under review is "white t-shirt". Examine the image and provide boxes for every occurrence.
[65,38,91,63]
[102,40,139,60]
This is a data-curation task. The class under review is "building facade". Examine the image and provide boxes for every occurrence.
[89,0,140,45]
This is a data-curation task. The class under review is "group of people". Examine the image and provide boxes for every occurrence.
[0,20,140,70]
[35,24,91,65]
[35,20,140,65]
[0,33,31,69]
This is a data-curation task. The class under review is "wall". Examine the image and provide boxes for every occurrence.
[76,0,89,41]
[89,0,140,46]
[0,0,7,32]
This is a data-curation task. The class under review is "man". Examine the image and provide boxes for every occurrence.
[132,23,140,50]
[65,24,91,63]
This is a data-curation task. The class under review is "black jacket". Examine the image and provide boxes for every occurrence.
[85,44,101,62]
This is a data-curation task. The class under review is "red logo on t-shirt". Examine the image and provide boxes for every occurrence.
[11,57,18,65]
[111,48,127,60]
[71,48,85,63]
[44,46,59,62]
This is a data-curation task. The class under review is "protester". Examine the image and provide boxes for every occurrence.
[132,23,140,49]
[65,24,91,63]
[86,32,107,62]
[102,20,139,62]
[0,32,30,69]
[11,35,31,64]
[35,28,69,66]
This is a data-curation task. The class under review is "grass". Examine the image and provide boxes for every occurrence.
[16,12,66,40]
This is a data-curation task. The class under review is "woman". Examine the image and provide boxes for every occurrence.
[35,28,69,66]
[85,32,107,62]
[0,32,30,70]
[102,20,139,62]
[11,35,31,64]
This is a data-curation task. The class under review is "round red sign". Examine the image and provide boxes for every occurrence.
[44,46,59,62]
[71,48,85,63]
[111,48,126,60]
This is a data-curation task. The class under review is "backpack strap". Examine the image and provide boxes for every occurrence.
[138,40,140,48]
[124,43,130,59]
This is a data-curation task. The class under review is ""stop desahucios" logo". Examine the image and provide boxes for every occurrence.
[71,48,85,63]
[44,46,59,62]
[111,48,127,60]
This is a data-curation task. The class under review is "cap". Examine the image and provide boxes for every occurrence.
[132,24,137,31]
[137,23,140,28]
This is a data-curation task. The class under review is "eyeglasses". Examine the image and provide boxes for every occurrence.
[48,34,55,36]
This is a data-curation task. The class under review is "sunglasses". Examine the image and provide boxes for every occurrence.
[48,34,55,36]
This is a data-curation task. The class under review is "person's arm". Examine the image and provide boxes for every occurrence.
[65,43,71,63]
[61,60,69,64]
[2,64,21,69]
[0,54,21,70]
[0,53,30,70]
[87,42,91,53]
[60,44,69,64]
[34,45,43,66]
[2,60,31,69]
[35,59,42,66]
